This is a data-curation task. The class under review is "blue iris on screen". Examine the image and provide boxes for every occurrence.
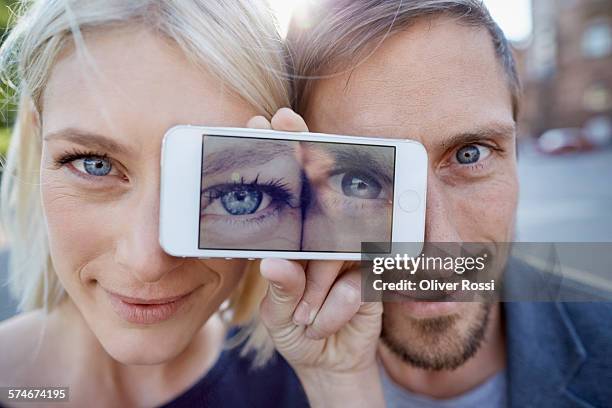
[220,187,263,215]
[341,171,382,199]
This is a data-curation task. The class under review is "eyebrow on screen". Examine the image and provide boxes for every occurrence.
[43,128,132,155]
[307,144,395,185]
[202,138,296,177]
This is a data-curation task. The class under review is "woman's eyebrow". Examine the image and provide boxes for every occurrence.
[43,128,133,155]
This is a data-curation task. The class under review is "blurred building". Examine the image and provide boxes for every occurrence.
[519,0,612,139]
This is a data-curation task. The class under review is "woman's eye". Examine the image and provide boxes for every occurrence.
[219,186,270,215]
[73,157,113,176]
[203,184,278,216]
[328,170,383,199]
[455,144,491,165]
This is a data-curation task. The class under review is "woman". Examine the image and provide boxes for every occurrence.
[0,1,384,406]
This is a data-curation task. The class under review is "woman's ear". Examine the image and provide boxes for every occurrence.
[19,95,42,133]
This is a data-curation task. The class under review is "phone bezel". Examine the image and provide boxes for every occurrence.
[160,125,427,260]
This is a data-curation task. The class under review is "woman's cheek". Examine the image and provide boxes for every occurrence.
[41,178,117,285]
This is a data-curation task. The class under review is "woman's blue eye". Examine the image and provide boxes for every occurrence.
[339,171,382,199]
[202,178,295,217]
[81,157,112,176]
[220,187,263,215]
[456,145,481,164]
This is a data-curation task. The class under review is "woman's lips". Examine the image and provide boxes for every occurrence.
[105,289,195,325]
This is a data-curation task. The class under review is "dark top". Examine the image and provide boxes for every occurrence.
[158,342,309,408]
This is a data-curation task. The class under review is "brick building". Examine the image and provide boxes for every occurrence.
[519,0,612,139]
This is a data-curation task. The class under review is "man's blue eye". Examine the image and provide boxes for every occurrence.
[83,157,112,176]
[456,145,481,164]
[220,187,263,215]
[340,171,382,199]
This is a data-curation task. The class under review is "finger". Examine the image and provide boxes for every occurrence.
[246,115,272,129]
[305,268,362,340]
[292,260,345,326]
[259,258,306,330]
[270,107,309,132]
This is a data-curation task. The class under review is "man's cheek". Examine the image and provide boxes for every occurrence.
[452,176,518,240]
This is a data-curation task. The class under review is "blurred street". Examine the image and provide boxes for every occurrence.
[516,143,612,242]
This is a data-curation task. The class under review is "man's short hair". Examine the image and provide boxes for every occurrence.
[286,0,521,119]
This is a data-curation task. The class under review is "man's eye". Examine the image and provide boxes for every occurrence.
[73,157,113,176]
[455,145,491,165]
[329,170,383,199]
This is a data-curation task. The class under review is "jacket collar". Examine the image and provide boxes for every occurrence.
[504,300,590,407]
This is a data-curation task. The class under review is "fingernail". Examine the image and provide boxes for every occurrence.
[305,327,321,340]
[293,301,310,325]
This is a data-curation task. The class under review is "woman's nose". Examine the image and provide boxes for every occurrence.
[114,187,184,283]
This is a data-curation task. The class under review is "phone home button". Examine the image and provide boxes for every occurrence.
[398,190,420,212]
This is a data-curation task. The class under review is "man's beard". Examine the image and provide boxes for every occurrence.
[380,302,492,371]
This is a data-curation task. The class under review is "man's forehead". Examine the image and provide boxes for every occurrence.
[305,17,514,143]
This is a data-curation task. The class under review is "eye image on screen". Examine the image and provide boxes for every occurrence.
[198,135,395,252]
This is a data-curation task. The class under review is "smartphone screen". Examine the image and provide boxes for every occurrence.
[198,134,395,252]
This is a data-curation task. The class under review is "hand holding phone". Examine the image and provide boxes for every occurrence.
[232,110,387,406]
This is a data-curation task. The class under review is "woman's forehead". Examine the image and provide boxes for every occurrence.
[41,26,256,149]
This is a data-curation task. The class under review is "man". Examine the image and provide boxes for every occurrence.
[263,0,611,406]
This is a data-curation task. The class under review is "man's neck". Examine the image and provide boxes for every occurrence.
[378,303,505,399]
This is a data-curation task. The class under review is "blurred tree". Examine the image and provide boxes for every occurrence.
[0,0,14,31]
[1,0,18,157]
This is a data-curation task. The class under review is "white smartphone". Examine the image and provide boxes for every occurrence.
[159,126,427,260]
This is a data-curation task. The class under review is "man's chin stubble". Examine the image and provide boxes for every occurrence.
[380,302,492,371]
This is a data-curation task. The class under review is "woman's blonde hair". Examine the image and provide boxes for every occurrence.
[0,0,286,360]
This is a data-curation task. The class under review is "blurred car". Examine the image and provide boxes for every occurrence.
[584,115,612,147]
[536,128,594,155]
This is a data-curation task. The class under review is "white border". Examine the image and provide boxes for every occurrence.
[160,126,426,260]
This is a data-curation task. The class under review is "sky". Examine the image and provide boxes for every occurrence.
[269,0,533,42]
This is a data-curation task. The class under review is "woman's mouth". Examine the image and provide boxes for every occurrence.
[105,289,197,325]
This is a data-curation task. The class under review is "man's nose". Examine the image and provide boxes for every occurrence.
[114,186,183,283]
[424,175,462,243]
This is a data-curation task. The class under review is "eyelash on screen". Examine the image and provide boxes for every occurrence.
[202,175,299,209]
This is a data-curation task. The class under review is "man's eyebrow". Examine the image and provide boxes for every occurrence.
[440,123,516,150]
[309,143,395,185]
[202,138,295,177]
[43,128,132,155]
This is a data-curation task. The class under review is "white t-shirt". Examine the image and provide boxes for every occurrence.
[380,364,507,408]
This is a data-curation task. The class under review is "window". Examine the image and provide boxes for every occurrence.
[582,20,612,58]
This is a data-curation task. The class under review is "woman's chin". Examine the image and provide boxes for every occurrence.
[97,328,196,365]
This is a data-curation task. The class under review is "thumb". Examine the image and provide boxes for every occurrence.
[259,258,306,331]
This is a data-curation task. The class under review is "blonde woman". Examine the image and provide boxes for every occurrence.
[0,0,383,407]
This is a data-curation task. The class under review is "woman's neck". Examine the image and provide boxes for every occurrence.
[48,298,227,406]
